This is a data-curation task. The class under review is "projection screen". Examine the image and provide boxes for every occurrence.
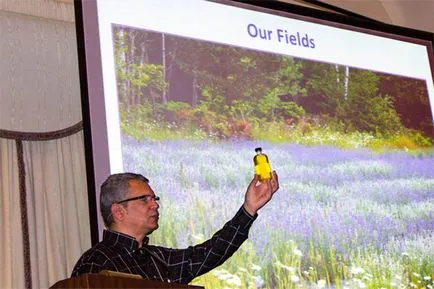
[75,0,434,288]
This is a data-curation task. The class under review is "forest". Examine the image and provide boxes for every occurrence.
[113,25,433,150]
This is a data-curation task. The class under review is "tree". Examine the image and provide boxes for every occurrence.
[114,27,167,108]
[379,74,433,136]
[337,70,403,135]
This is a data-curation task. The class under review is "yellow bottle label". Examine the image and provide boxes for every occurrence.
[254,153,271,181]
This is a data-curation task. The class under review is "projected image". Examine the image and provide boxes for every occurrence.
[113,25,434,289]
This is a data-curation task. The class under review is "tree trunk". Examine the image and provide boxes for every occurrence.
[127,28,137,107]
[335,64,340,85]
[117,28,129,109]
[161,33,168,105]
[344,66,349,100]
[166,47,177,104]
[192,74,198,106]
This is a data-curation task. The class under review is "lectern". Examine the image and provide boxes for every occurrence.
[49,273,204,289]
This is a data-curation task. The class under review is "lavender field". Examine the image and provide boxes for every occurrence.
[122,137,434,289]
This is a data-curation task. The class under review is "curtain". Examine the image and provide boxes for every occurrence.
[0,5,92,288]
[24,132,90,288]
[0,129,91,289]
[0,138,25,289]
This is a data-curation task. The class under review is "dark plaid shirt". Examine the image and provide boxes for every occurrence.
[71,206,256,284]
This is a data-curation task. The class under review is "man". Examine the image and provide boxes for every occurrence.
[71,171,279,284]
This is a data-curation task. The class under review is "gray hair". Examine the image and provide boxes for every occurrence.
[100,172,149,228]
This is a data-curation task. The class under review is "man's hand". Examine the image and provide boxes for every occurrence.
[243,171,279,216]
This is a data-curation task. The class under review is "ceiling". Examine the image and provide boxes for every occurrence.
[279,0,434,33]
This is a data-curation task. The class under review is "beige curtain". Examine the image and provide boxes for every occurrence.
[24,133,90,288]
[0,138,25,289]
[0,130,91,289]
[0,3,92,288]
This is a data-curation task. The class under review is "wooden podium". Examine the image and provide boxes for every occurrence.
[50,273,204,289]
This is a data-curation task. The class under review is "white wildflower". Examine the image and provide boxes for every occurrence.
[290,275,300,283]
[251,264,261,271]
[280,264,295,272]
[218,273,231,281]
[357,280,366,289]
[350,266,365,275]
[191,234,204,241]
[254,275,264,288]
[238,267,247,273]
[212,269,227,277]
[226,275,242,286]
[424,276,432,281]
[317,279,326,288]
[293,248,303,257]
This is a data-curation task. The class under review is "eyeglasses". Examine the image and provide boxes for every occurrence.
[116,194,160,204]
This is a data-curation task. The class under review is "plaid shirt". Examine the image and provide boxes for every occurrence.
[71,206,256,284]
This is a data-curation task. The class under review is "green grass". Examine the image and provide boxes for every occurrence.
[149,198,434,289]
[122,118,433,153]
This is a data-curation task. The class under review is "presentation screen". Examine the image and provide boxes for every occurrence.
[76,0,434,288]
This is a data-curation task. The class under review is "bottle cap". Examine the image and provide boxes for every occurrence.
[255,147,262,153]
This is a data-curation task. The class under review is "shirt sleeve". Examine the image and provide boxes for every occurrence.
[165,205,257,283]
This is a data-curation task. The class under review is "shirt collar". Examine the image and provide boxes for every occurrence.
[102,229,149,251]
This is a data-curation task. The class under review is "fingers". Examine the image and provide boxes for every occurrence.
[248,174,259,188]
[271,170,279,193]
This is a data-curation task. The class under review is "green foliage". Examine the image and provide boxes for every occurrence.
[389,135,421,150]
[368,129,433,153]
[230,99,255,121]
[114,27,431,151]
[127,64,164,89]
[238,56,256,71]
[120,103,207,141]
[407,130,433,147]
[114,29,166,106]
[257,89,306,122]
[379,73,433,135]
[119,102,152,125]
[303,65,408,137]
[251,121,290,143]
[120,101,433,152]
[276,57,306,97]
[166,101,191,111]
[196,87,229,115]
[304,62,346,115]
[256,92,281,120]
[336,71,404,136]
[191,88,229,138]
[119,63,166,103]
[278,101,306,120]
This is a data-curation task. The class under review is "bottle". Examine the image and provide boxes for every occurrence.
[253,147,272,181]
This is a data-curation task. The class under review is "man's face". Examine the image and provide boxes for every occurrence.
[121,179,160,236]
